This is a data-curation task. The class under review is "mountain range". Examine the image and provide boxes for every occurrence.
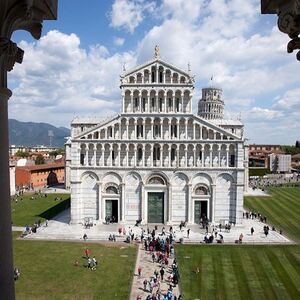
[9,119,70,147]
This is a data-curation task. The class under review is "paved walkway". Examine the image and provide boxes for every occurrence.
[20,208,293,245]
[130,244,181,300]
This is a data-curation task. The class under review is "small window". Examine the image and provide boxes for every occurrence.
[112,150,115,160]
[152,98,155,107]
[168,98,172,108]
[135,98,138,108]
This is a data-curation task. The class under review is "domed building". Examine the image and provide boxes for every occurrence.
[66,47,247,226]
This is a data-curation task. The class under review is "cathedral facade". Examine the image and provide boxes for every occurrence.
[66,50,247,225]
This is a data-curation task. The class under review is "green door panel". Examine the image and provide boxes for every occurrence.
[148,192,164,223]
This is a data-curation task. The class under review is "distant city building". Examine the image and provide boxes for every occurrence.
[15,162,65,190]
[249,144,284,168]
[292,153,300,169]
[66,48,248,226]
[9,145,61,156]
[269,154,291,173]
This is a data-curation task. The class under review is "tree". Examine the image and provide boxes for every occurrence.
[15,150,30,158]
[49,148,65,157]
[35,154,45,165]
[296,141,300,148]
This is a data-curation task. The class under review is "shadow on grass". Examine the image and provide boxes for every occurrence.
[37,198,70,220]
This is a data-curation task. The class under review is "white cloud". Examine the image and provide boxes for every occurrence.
[8,1,300,144]
[273,88,300,111]
[109,0,156,33]
[113,37,125,46]
[8,30,136,126]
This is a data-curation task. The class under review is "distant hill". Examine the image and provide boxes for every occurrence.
[9,119,70,147]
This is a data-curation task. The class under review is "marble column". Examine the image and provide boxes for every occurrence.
[0,88,14,299]
[121,183,125,222]
[188,183,192,223]
[97,182,102,221]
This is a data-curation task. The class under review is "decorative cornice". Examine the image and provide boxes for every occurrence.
[0,38,24,71]
[261,0,300,61]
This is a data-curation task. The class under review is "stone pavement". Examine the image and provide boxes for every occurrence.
[130,244,181,300]
[20,208,293,245]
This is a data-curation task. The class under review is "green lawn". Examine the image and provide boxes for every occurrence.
[177,187,300,300]
[12,193,70,226]
[14,233,137,300]
[244,187,300,243]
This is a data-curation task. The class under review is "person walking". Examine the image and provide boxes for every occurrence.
[250,227,254,235]
[137,266,142,278]
[187,228,190,238]
[160,267,165,281]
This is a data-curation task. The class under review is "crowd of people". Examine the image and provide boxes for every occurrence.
[249,173,300,190]
[135,226,183,300]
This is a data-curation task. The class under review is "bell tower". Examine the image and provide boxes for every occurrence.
[198,87,224,120]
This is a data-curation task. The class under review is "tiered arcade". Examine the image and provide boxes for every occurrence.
[67,48,246,226]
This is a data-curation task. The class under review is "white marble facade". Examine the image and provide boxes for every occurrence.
[66,49,247,225]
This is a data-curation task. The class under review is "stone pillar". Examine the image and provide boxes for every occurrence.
[150,145,153,167]
[97,182,102,222]
[193,123,195,140]
[199,125,202,139]
[188,183,192,223]
[101,146,104,166]
[211,184,216,223]
[169,147,172,167]
[92,144,96,166]
[226,148,229,167]
[160,145,163,167]
[142,144,145,167]
[168,184,172,223]
[0,3,57,298]
[185,148,188,167]
[143,120,146,139]
[185,120,188,139]
[85,144,89,166]
[126,146,129,167]
[140,182,145,222]
[177,148,180,167]
[218,147,221,167]
[193,147,196,167]
[0,88,14,299]
[209,148,212,167]
[121,183,125,222]
[118,145,121,167]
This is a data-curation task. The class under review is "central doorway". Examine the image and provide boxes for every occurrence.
[148,192,164,223]
[194,201,208,224]
[105,200,118,222]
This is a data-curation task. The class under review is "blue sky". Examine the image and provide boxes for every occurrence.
[8,0,300,145]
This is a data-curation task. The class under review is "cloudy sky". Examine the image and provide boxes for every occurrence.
[8,0,300,145]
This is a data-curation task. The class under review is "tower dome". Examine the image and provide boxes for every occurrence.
[198,87,224,120]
